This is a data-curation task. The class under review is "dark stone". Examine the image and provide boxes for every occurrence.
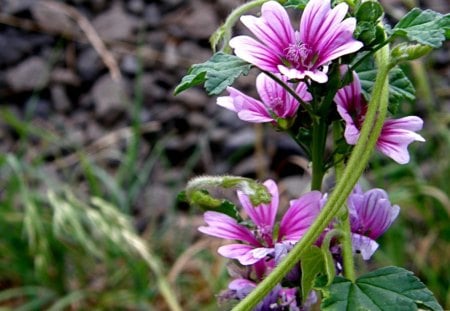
[77,47,105,81]
[5,56,50,92]
[92,3,137,41]
[91,75,129,125]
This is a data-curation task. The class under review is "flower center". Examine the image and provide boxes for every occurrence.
[284,41,313,69]
[254,225,274,247]
[350,96,368,129]
[268,96,285,117]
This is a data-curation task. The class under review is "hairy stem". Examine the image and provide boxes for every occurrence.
[211,0,269,52]
[332,122,356,282]
[232,33,390,311]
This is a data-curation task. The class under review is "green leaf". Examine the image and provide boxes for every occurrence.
[174,52,252,95]
[283,0,309,9]
[320,266,443,311]
[392,8,450,48]
[356,1,383,23]
[355,59,415,113]
[300,246,325,303]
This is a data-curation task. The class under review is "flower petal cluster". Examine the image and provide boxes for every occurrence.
[348,185,400,260]
[198,179,323,265]
[229,0,363,83]
[217,73,311,124]
[223,279,301,311]
[334,69,425,164]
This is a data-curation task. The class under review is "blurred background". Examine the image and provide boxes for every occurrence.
[0,0,448,310]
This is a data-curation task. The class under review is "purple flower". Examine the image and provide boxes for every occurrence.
[334,69,425,164]
[348,185,400,260]
[229,0,362,83]
[222,279,301,310]
[198,179,323,265]
[217,72,311,124]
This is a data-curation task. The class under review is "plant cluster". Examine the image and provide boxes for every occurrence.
[176,0,449,309]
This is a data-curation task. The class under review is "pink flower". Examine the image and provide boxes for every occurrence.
[348,185,400,260]
[229,0,362,83]
[217,73,311,123]
[198,179,323,265]
[334,70,425,164]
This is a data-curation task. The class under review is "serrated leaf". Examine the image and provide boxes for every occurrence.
[355,59,415,113]
[320,266,443,311]
[300,246,325,302]
[393,8,450,48]
[174,52,252,95]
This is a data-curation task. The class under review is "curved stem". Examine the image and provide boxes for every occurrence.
[332,122,356,282]
[211,0,269,52]
[232,33,390,311]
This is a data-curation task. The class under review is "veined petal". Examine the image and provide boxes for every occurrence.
[384,116,424,132]
[300,0,362,67]
[218,244,262,265]
[278,191,322,242]
[377,117,425,164]
[219,86,273,123]
[351,233,379,260]
[230,36,281,72]
[198,211,260,245]
[256,73,299,118]
[237,179,279,229]
[335,69,365,144]
[305,2,348,49]
[240,1,294,55]
[300,0,331,47]
[349,188,400,240]
[237,110,274,123]
[217,95,236,111]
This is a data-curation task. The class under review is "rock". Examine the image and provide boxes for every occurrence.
[77,47,105,81]
[92,3,137,41]
[163,40,179,69]
[279,176,311,199]
[188,111,211,129]
[178,41,212,64]
[164,0,219,39]
[0,29,34,66]
[120,54,139,75]
[140,74,166,102]
[126,0,145,15]
[232,155,269,177]
[51,84,72,113]
[144,4,162,28]
[91,74,129,124]
[51,68,81,86]
[1,0,35,14]
[173,88,209,110]
[223,128,256,154]
[25,98,51,119]
[31,3,79,35]
[6,56,50,92]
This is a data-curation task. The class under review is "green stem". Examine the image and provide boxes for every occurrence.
[311,118,328,191]
[232,32,390,311]
[211,0,269,52]
[332,122,356,282]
